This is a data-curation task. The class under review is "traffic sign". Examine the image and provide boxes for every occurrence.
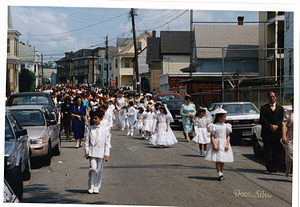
[111,79,116,85]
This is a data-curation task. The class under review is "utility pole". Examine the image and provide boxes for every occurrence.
[92,49,95,84]
[41,53,44,86]
[106,35,109,86]
[131,8,140,93]
[189,9,193,95]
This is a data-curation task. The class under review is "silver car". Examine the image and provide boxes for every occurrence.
[209,102,260,145]
[4,111,31,200]
[6,105,61,166]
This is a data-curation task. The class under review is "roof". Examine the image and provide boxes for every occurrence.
[117,38,133,47]
[160,31,190,54]
[146,37,161,63]
[194,25,259,59]
[107,46,118,58]
[9,92,51,96]
[6,105,45,111]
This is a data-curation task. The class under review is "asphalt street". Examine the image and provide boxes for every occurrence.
[22,124,292,206]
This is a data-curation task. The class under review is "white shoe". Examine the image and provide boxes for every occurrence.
[200,150,204,157]
[93,188,99,194]
[127,133,130,136]
[88,188,94,194]
[130,133,133,136]
[284,175,289,180]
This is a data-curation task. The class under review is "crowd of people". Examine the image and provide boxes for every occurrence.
[40,84,293,192]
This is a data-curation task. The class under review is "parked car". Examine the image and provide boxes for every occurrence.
[153,93,182,102]
[4,111,31,200]
[6,105,61,166]
[6,92,59,121]
[208,102,260,145]
[163,99,185,125]
[250,105,292,164]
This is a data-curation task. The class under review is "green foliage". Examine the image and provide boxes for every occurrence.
[94,78,102,87]
[19,68,36,92]
[43,61,57,69]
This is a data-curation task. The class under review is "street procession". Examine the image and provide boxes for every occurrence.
[4,4,295,207]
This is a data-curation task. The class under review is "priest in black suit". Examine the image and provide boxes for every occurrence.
[259,91,284,173]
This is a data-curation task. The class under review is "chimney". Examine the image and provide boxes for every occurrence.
[27,41,29,46]
[152,30,156,37]
[238,16,244,25]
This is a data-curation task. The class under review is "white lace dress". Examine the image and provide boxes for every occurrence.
[143,111,155,132]
[192,116,211,144]
[204,122,234,163]
[149,114,178,146]
[135,112,145,130]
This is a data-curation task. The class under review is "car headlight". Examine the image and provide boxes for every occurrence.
[30,138,45,144]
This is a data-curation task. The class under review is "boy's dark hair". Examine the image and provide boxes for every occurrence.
[214,113,226,124]
[129,101,134,106]
[267,91,276,97]
[92,110,105,119]
[155,102,161,108]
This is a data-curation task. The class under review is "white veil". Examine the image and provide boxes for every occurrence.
[164,104,174,123]
[201,107,213,123]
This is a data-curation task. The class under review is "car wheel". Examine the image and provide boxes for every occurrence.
[53,133,61,156]
[44,141,52,166]
[6,165,23,200]
[22,156,31,181]
[251,134,263,158]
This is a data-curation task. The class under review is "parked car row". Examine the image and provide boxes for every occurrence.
[4,92,61,201]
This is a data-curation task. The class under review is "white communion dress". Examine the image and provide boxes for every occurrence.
[149,113,178,146]
[192,116,211,144]
[143,111,155,132]
[204,122,234,163]
[135,112,145,130]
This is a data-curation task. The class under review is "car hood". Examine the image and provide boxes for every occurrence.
[226,114,260,120]
[23,126,47,139]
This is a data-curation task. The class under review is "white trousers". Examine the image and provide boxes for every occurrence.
[127,120,135,134]
[88,157,105,190]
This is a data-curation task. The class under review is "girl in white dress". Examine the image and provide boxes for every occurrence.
[143,105,155,140]
[116,93,127,131]
[204,108,234,181]
[151,102,162,134]
[135,107,145,138]
[192,107,213,157]
[149,105,178,147]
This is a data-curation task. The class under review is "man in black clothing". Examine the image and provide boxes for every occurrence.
[259,91,284,173]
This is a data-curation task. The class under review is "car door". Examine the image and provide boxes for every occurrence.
[43,107,59,148]
[7,114,27,172]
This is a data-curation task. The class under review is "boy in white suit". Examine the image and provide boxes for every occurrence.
[126,101,136,136]
[85,110,111,194]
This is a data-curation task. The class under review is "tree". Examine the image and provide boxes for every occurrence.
[19,68,36,92]
[43,61,57,69]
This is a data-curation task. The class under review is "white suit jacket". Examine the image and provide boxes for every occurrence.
[85,124,111,158]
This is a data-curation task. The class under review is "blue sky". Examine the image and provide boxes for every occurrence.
[10,6,259,62]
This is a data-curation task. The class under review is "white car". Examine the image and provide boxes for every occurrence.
[209,102,260,145]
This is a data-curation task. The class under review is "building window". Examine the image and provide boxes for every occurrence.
[109,62,112,70]
[7,38,10,53]
[115,59,118,68]
[79,69,83,74]
[79,59,83,66]
[14,38,19,56]
[21,63,25,69]
[84,69,88,75]
[84,59,88,65]
[74,61,78,67]
[84,78,87,83]
[137,42,142,51]
[74,70,78,76]
[125,59,130,68]
[34,65,37,73]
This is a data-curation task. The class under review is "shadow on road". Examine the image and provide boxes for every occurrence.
[188,176,218,181]
[257,177,292,182]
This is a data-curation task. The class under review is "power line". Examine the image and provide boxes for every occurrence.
[149,10,188,31]
[137,16,150,31]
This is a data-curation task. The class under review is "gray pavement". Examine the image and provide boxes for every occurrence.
[22,124,292,206]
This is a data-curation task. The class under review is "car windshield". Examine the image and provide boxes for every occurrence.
[157,95,180,102]
[10,95,52,106]
[10,110,45,126]
[165,101,185,109]
[222,104,259,115]
[5,117,14,140]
